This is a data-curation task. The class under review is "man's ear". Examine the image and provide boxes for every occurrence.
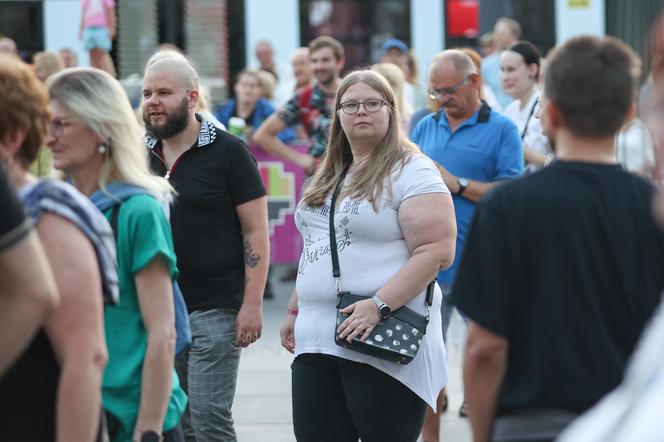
[0,128,28,160]
[540,99,561,141]
[336,57,346,73]
[188,89,199,110]
[468,72,481,92]
[621,102,637,128]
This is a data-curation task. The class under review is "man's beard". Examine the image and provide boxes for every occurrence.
[144,97,190,140]
[316,70,335,87]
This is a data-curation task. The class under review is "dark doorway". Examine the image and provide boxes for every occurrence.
[0,0,44,62]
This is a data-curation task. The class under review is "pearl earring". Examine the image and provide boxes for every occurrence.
[98,144,107,154]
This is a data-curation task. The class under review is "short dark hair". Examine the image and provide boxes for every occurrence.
[308,36,345,62]
[544,36,641,138]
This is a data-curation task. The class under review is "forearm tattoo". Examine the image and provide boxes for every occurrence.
[243,240,261,268]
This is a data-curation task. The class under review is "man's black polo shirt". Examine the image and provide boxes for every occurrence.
[148,115,266,312]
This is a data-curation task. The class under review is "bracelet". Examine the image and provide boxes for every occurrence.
[287,308,299,316]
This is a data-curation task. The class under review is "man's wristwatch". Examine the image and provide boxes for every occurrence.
[371,295,392,320]
[456,177,469,196]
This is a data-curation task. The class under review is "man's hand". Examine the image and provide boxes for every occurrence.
[295,153,315,174]
[236,302,263,347]
[435,161,498,202]
[435,162,460,193]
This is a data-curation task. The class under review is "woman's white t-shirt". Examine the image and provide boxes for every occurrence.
[293,153,449,409]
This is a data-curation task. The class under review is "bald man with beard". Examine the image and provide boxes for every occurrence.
[142,56,269,442]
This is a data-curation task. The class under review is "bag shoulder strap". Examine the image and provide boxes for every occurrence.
[329,169,347,289]
[328,168,435,307]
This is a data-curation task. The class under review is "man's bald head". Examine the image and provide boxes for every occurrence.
[144,53,199,91]
[290,47,308,63]
[428,50,477,79]
[427,50,481,120]
[255,40,274,68]
[0,37,17,55]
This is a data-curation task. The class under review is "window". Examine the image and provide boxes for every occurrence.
[446,0,480,49]
[478,0,555,56]
[299,0,411,72]
[0,1,43,61]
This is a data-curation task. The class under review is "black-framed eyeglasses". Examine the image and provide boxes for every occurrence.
[428,75,470,100]
[48,118,76,139]
[338,99,387,115]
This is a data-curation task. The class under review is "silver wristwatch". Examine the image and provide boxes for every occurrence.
[371,295,392,319]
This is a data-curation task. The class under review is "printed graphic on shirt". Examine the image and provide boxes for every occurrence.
[84,0,105,21]
[296,199,363,275]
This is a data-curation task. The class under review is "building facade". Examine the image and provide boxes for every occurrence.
[0,0,660,99]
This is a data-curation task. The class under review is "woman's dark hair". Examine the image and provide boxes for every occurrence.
[544,36,641,138]
[506,40,542,80]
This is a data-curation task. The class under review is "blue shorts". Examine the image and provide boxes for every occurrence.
[83,26,112,51]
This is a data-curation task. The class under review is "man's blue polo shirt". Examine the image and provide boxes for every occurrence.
[411,103,523,286]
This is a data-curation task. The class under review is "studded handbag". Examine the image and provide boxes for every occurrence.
[329,170,435,365]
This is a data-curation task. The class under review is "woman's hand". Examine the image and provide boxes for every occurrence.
[337,299,380,343]
[280,313,297,353]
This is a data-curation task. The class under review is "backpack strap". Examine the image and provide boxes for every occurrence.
[110,204,120,242]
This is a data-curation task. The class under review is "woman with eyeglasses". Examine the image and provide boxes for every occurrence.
[280,70,456,442]
[0,55,115,441]
[500,40,553,171]
[45,67,187,442]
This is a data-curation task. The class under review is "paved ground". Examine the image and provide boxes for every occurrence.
[234,265,472,442]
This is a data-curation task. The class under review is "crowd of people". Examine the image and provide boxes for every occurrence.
[2,10,664,442]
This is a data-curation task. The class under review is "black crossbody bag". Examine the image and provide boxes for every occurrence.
[330,171,435,364]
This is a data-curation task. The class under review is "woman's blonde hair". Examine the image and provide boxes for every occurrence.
[301,70,419,211]
[371,62,413,123]
[47,67,174,198]
[256,70,276,100]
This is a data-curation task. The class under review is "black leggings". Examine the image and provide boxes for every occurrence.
[291,353,427,442]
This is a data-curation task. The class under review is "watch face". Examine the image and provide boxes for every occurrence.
[379,305,391,319]
[459,178,469,187]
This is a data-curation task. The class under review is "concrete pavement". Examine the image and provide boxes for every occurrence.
[234,265,472,442]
